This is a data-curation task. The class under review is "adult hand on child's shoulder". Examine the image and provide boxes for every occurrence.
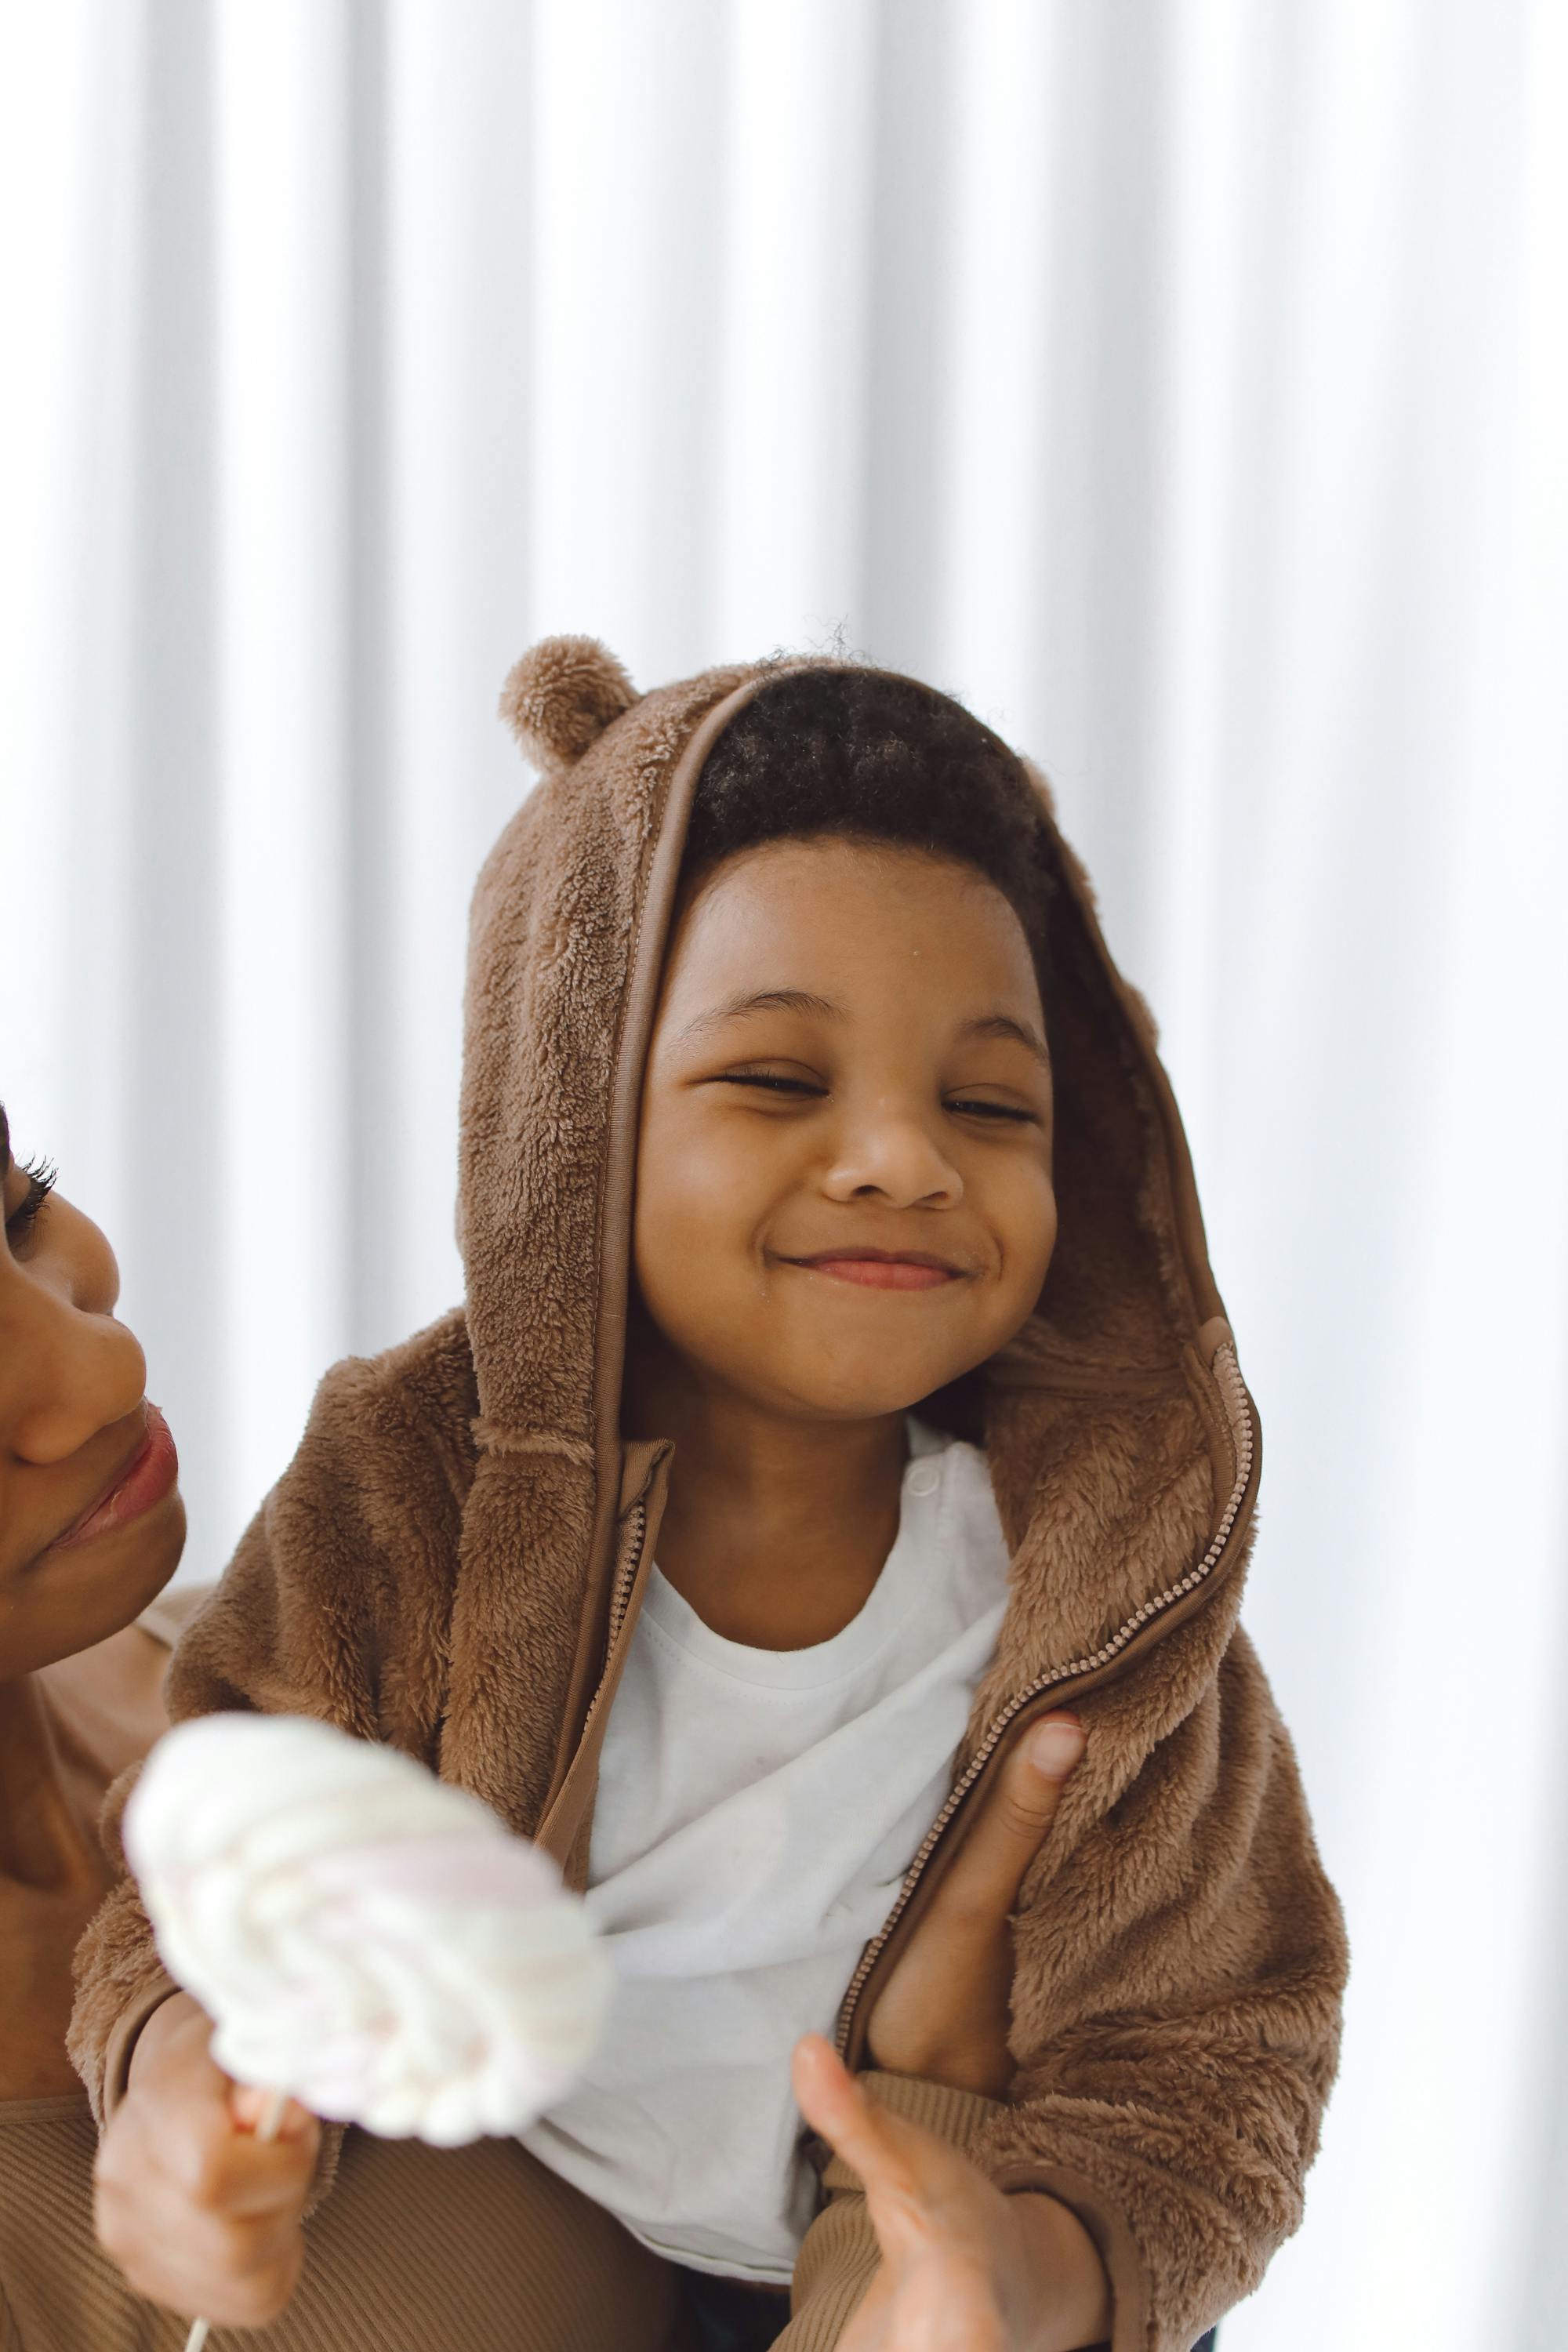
[95,1990,319,2325]
[866,1714,1086,2096]
[792,2036,1110,2352]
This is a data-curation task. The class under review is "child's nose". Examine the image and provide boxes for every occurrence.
[821,1112,964,1209]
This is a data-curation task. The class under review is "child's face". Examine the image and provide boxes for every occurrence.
[632,837,1056,1421]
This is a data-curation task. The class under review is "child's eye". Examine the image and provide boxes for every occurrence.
[715,1071,827,1099]
[947,1097,1036,1124]
[5,1155,57,1248]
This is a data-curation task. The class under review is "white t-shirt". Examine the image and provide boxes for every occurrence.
[522,1419,1011,2281]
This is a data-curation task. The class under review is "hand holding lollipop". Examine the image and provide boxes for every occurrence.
[116,1713,613,2345]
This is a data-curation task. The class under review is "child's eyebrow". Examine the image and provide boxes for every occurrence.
[671,996,1049,1069]
[673,989,840,1046]
[959,1014,1051,1069]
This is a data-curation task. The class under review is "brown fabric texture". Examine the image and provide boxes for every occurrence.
[71,644,1347,2352]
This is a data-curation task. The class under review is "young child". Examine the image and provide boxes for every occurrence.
[74,644,1347,2352]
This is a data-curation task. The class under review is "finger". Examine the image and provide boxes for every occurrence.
[793,2038,977,2281]
[792,2035,915,2193]
[111,2242,302,2329]
[136,2198,299,2292]
[936,1714,1085,1922]
[230,2082,314,2142]
[792,2037,956,2214]
[95,2171,304,2322]
[172,2123,319,2219]
[109,2100,318,2220]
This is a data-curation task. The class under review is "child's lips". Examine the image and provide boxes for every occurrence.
[785,1251,966,1292]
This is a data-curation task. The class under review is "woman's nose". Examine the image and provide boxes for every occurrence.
[10,1317,147,1458]
[820,1105,964,1209]
[7,1306,148,1465]
[3,1207,147,1465]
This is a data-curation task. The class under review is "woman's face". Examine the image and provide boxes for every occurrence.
[0,1104,183,1679]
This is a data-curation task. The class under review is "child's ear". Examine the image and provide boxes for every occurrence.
[498,635,641,771]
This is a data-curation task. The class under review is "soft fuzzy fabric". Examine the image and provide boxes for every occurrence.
[71,643,1346,2352]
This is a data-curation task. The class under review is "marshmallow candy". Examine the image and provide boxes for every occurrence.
[125,1714,613,2145]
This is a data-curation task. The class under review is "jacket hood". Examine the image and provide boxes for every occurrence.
[452,638,1258,1813]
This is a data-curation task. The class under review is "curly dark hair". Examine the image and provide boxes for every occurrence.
[681,667,1055,979]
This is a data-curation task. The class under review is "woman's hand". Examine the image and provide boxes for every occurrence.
[94,1991,319,2325]
[866,1714,1086,2095]
[792,2035,1111,2352]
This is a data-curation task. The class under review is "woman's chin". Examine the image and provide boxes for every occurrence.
[4,1490,187,1677]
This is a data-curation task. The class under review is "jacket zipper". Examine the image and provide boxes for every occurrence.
[833,1340,1256,2056]
[606,1501,648,1655]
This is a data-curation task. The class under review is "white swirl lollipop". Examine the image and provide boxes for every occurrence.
[125,1713,613,2147]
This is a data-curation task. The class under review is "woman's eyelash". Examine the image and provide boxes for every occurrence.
[6,1155,57,1239]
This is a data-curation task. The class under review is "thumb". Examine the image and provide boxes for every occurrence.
[792,2034,894,2184]
[792,2036,927,2198]
[943,1713,1087,1918]
[1010,1712,1087,1807]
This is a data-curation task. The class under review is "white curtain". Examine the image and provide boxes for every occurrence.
[2,4,1563,2344]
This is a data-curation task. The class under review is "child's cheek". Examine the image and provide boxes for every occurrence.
[988,1171,1057,1333]
[632,1108,778,1318]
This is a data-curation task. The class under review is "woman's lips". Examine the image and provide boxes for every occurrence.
[786,1251,964,1292]
[46,1406,180,1553]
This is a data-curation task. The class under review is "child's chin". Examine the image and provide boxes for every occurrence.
[779,1359,964,1423]
[737,1305,989,1421]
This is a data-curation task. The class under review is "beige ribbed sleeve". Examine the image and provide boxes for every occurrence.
[0,2096,692,2352]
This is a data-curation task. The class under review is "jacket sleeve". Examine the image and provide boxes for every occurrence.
[784,1624,1347,2352]
[68,1344,466,2130]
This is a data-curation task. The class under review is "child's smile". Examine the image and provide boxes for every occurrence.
[778,1247,966,1291]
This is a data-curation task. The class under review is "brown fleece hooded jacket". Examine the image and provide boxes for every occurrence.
[71,641,1347,2352]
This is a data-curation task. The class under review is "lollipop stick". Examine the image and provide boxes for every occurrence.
[180,2089,289,2352]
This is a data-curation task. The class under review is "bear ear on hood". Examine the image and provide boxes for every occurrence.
[499,635,641,771]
